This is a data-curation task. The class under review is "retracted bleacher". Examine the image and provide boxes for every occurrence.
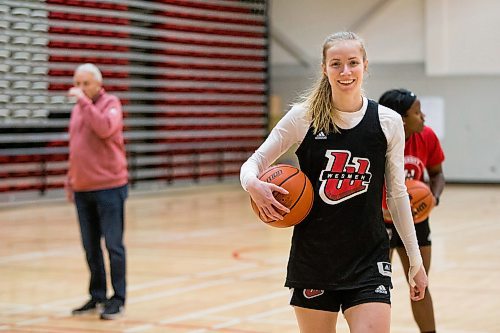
[0,0,269,201]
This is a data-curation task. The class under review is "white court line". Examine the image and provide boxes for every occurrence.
[125,324,155,333]
[240,267,284,280]
[128,279,231,304]
[187,304,494,333]
[194,262,257,278]
[466,239,500,252]
[159,290,288,325]
[0,303,34,314]
[0,248,77,265]
[247,306,290,320]
[128,275,190,291]
[16,317,48,326]
[124,290,288,333]
[33,262,258,312]
[135,224,261,243]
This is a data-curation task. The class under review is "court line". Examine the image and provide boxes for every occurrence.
[159,290,288,324]
[0,247,78,265]
[128,279,231,304]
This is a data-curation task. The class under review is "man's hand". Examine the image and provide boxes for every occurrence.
[67,87,85,100]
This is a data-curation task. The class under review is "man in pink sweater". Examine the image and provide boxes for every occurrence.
[65,63,128,320]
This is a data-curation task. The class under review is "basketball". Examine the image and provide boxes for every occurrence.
[250,164,314,228]
[406,179,436,223]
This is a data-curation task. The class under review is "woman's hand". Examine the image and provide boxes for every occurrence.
[246,177,290,221]
[409,264,428,301]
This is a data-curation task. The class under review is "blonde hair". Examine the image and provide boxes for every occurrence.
[301,31,367,134]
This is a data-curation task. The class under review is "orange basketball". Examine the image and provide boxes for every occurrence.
[406,179,436,223]
[250,164,314,228]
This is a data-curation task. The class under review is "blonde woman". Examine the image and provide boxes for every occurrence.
[240,32,427,333]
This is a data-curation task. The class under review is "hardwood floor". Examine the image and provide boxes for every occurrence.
[0,183,499,332]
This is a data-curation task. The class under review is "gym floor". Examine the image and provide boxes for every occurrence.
[0,183,499,332]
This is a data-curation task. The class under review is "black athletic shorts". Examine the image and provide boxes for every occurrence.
[386,218,431,248]
[289,284,391,313]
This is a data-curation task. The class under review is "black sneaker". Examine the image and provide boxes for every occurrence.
[71,299,105,315]
[100,298,124,320]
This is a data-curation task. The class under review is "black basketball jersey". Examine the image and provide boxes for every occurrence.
[285,100,392,290]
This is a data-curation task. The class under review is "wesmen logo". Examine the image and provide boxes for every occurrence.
[319,150,372,204]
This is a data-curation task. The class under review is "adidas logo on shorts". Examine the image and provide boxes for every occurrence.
[374,285,388,294]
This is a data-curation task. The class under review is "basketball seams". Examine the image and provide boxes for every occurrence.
[407,180,435,223]
[274,167,300,187]
[259,165,300,186]
[251,164,314,228]
[283,173,306,211]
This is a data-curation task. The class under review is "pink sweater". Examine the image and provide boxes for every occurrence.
[66,89,128,192]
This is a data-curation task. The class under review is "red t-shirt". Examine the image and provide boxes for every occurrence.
[383,126,445,221]
[403,126,445,182]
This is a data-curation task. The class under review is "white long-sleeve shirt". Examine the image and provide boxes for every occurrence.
[240,97,423,278]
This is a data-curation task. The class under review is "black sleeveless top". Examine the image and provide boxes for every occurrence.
[285,100,392,290]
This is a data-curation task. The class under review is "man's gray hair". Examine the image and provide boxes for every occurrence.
[75,63,102,82]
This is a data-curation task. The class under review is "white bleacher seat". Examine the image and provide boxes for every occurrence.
[32,81,48,90]
[32,109,49,119]
[11,7,31,16]
[32,66,48,75]
[0,20,8,29]
[32,23,48,32]
[30,9,47,18]
[50,95,66,104]
[0,49,9,58]
[0,80,10,89]
[0,64,10,73]
[13,95,31,104]
[12,36,30,45]
[0,108,9,119]
[32,53,49,62]
[13,51,30,60]
[0,95,9,103]
[12,21,31,31]
[13,65,31,74]
[12,109,31,119]
[12,81,31,90]
[0,35,9,44]
[0,5,9,14]
[31,37,48,46]
[33,95,49,104]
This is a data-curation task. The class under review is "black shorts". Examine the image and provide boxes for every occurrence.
[386,218,431,248]
[289,285,391,313]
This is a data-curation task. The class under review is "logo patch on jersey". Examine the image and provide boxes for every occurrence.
[319,150,372,204]
[374,285,388,294]
[303,289,324,299]
[377,262,392,277]
[315,131,327,140]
